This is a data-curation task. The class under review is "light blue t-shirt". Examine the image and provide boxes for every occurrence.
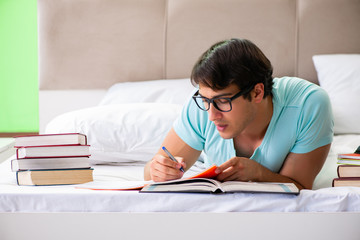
[173,77,334,172]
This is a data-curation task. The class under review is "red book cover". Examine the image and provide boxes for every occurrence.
[187,165,218,179]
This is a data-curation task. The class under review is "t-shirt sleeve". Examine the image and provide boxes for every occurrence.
[291,87,334,153]
[173,96,207,151]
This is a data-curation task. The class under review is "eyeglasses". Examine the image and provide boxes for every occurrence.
[192,86,253,112]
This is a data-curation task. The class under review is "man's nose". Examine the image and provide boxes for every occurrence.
[208,103,222,122]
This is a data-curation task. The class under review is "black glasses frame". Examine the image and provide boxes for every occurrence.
[192,86,253,112]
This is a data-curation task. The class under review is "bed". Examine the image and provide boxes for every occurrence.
[1,0,360,239]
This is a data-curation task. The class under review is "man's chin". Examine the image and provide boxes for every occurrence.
[218,131,234,139]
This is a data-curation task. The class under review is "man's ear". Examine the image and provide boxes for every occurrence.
[252,83,265,103]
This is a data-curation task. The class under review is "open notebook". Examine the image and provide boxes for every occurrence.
[77,165,299,194]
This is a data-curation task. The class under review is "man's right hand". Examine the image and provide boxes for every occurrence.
[148,154,186,182]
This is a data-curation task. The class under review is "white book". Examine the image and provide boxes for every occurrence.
[337,159,360,165]
[11,157,91,171]
[14,133,87,147]
[16,145,90,159]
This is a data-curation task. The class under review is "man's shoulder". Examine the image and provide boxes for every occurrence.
[273,76,315,90]
[273,77,325,106]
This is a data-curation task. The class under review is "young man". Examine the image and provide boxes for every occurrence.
[144,38,333,190]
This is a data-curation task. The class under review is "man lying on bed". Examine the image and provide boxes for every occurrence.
[144,38,334,190]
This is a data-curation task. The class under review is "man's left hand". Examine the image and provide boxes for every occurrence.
[215,157,263,182]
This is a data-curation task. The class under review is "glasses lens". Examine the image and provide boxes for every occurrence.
[194,97,209,111]
[213,98,231,112]
[193,97,232,112]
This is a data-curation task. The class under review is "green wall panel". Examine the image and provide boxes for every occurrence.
[0,0,38,132]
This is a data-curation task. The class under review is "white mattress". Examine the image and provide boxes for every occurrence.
[1,135,360,213]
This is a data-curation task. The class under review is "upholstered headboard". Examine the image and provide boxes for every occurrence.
[38,0,360,90]
[37,0,360,132]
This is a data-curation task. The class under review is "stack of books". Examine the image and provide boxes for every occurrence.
[333,152,360,187]
[12,133,93,186]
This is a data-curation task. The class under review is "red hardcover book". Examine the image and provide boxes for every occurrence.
[14,133,87,147]
[16,145,90,159]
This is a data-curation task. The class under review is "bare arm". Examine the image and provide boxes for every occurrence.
[216,144,331,190]
[279,144,331,189]
[144,127,202,181]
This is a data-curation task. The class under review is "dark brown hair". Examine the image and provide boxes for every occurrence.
[191,39,273,100]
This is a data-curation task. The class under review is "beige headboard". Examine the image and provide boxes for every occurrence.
[38,0,360,90]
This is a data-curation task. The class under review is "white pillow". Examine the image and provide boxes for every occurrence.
[98,78,195,106]
[313,54,360,134]
[45,103,182,164]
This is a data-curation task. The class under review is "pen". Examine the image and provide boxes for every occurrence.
[162,146,185,172]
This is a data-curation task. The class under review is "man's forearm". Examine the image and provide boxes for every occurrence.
[258,166,306,190]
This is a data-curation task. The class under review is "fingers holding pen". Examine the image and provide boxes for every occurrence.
[157,154,185,170]
[150,154,185,182]
[161,146,185,172]
[174,156,186,171]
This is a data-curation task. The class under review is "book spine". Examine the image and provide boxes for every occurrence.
[11,159,17,172]
[15,171,20,185]
[84,135,88,145]
[15,148,21,159]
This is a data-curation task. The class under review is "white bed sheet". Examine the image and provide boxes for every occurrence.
[1,135,360,213]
